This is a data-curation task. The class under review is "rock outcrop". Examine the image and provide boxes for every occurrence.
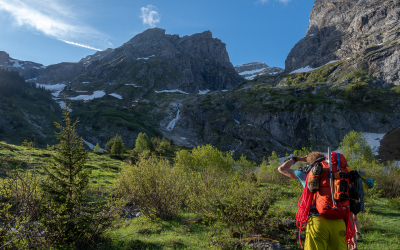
[235,62,284,80]
[37,28,243,93]
[0,51,46,79]
[285,0,400,85]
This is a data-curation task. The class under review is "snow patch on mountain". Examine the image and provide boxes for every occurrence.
[70,91,106,101]
[198,89,210,95]
[290,60,338,74]
[239,68,268,76]
[155,89,189,94]
[109,93,122,99]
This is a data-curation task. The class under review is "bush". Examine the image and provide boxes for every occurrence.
[134,132,151,152]
[116,153,186,220]
[338,131,375,167]
[338,131,400,198]
[358,207,376,231]
[388,197,400,210]
[175,144,234,173]
[258,151,289,184]
[106,134,125,156]
[0,164,45,249]
[185,170,280,235]
[158,137,171,153]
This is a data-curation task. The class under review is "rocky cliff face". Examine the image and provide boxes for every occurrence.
[0,51,46,79]
[235,62,284,80]
[285,0,400,85]
[37,28,243,94]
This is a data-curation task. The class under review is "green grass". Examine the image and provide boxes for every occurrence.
[1,141,399,249]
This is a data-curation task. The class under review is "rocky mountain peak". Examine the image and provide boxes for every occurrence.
[0,51,10,64]
[285,0,400,84]
[127,28,169,44]
[37,28,243,93]
[0,51,45,79]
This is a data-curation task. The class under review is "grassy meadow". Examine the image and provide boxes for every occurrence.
[0,136,399,250]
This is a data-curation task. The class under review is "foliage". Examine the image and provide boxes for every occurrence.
[358,207,376,231]
[134,132,152,152]
[116,153,186,220]
[0,162,46,249]
[388,197,400,210]
[185,170,280,236]
[338,131,375,167]
[258,151,288,184]
[94,143,101,152]
[106,134,126,156]
[338,131,400,198]
[175,144,234,173]
[40,101,118,249]
[158,137,171,153]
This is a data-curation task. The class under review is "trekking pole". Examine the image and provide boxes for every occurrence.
[328,147,337,208]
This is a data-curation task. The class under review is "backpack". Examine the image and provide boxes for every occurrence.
[348,170,367,215]
[296,150,355,248]
[313,152,351,220]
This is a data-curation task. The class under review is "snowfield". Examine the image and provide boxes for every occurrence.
[198,89,210,95]
[238,68,267,76]
[36,83,66,97]
[155,89,189,94]
[70,91,106,101]
[290,60,338,74]
[109,93,122,99]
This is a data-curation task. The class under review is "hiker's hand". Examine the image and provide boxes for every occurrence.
[298,156,307,162]
[349,236,357,250]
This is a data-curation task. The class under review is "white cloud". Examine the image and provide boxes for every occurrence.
[59,39,102,51]
[0,0,108,50]
[140,5,160,28]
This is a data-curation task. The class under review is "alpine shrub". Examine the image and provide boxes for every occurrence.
[135,132,151,152]
[116,153,186,220]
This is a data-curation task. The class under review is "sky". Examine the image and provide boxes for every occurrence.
[0,0,315,68]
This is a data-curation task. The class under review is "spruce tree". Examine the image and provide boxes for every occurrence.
[40,99,91,247]
[93,143,101,152]
[135,132,151,152]
[110,134,125,156]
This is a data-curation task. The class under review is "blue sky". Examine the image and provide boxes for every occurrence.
[0,0,315,68]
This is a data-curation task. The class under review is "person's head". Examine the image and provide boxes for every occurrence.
[306,151,325,164]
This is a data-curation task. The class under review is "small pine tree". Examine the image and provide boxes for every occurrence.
[93,143,101,152]
[39,99,119,248]
[40,99,91,247]
[106,134,125,156]
[135,132,151,152]
[111,135,125,156]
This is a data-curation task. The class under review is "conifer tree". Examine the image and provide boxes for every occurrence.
[106,134,125,156]
[135,132,151,152]
[110,134,125,156]
[40,98,91,246]
[93,143,101,152]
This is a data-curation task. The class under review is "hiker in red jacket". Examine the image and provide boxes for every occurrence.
[278,152,357,250]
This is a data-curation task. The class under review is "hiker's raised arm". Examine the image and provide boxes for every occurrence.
[278,156,307,179]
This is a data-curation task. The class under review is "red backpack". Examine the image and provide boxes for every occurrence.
[296,150,355,248]
[315,152,350,219]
